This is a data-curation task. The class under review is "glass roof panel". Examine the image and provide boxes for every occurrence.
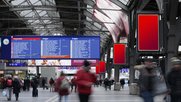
[39,11,47,16]
[117,0,129,5]
[43,20,50,23]
[33,1,42,5]
[87,5,93,14]
[86,17,92,21]
[96,0,129,34]
[8,0,63,35]
[94,22,102,29]
[19,1,28,6]
[24,11,35,17]
[11,0,25,5]
[32,20,40,24]
[36,10,43,13]
[93,9,120,42]
[19,10,32,16]
[29,0,39,4]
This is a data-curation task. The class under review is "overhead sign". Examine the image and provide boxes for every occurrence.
[1,36,100,59]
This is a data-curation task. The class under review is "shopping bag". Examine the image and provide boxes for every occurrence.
[2,90,7,97]
[152,68,168,96]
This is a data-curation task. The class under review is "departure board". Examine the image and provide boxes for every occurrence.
[1,36,100,59]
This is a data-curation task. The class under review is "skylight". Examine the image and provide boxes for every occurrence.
[7,0,63,35]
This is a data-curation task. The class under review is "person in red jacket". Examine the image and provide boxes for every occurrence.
[75,60,97,102]
[55,71,70,102]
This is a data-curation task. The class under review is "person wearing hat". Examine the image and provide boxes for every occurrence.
[75,60,97,102]
[167,57,181,102]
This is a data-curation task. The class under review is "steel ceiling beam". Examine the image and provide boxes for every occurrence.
[0,27,109,32]
[110,0,129,12]
[0,5,123,11]
[0,17,114,24]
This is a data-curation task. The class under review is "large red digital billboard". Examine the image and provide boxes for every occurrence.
[137,14,159,51]
[113,44,126,65]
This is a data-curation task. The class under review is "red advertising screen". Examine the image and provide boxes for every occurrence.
[96,64,100,74]
[113,44,126,65]
[137,14,159,51]
[100,61,106,73]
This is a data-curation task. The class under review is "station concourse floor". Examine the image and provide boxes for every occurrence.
[0,85,164,102]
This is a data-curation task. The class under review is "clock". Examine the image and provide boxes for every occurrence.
[3,39,9,45]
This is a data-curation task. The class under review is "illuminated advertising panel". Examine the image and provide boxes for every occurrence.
[113,44,126,65]
[137,14,159,51]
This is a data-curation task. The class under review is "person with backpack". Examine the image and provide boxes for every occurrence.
[5,76,13,101]
[12,76,21,101]
[55,71,70,102]
[75,60,97,102]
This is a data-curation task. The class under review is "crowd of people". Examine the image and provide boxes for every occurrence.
[6,58,181,102]
[0,60,129,102]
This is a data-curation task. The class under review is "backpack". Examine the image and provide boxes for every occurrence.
[7,79,12,86]
[60,78,70,89]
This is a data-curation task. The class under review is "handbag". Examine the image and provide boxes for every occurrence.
[2,89,7,97]
[152,67,168,96]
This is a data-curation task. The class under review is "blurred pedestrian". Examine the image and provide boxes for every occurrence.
[120,79,125,89]
[75,60,96,102]
[104,78,109,91]
[25,77,30,91]
[31,77,39,97]
[167,57,181,102]
[70,77,77,92]
[5,76,13,101]
[55,71,70,102]
[12,76,21,101]
[42,78,46,90]
[136,59,157,102]
[49,77,55,92]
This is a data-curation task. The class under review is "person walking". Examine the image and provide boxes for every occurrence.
[104,78,109,91]
[75,60,97,102]
[120,79,125,89]
[12,76,21,101]
[167,57,181,102]
[135,59,157,102]
[55,71,70,102]
[70,77,77,92]
[5,76,13,101]
[31,77,39,97]
[42,78,46,90]
[49,77,55,92]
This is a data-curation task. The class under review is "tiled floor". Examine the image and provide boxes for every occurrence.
[0,85,165,102]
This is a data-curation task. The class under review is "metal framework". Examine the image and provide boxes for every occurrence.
[0,0,130,50]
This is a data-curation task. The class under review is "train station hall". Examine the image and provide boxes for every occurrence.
[0,0,181,102]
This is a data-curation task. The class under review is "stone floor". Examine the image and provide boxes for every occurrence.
[0,85,165,102]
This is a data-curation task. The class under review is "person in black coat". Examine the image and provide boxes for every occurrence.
[31,77,39,97]
[12,76,21,101]
[120,79,125,89]
[167,58,181,102]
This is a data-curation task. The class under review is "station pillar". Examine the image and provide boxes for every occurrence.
[114,65,121,91]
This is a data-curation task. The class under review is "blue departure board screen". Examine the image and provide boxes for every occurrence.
[1,36,100,59]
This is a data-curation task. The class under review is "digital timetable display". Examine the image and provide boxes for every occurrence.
[1,36,100,59]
